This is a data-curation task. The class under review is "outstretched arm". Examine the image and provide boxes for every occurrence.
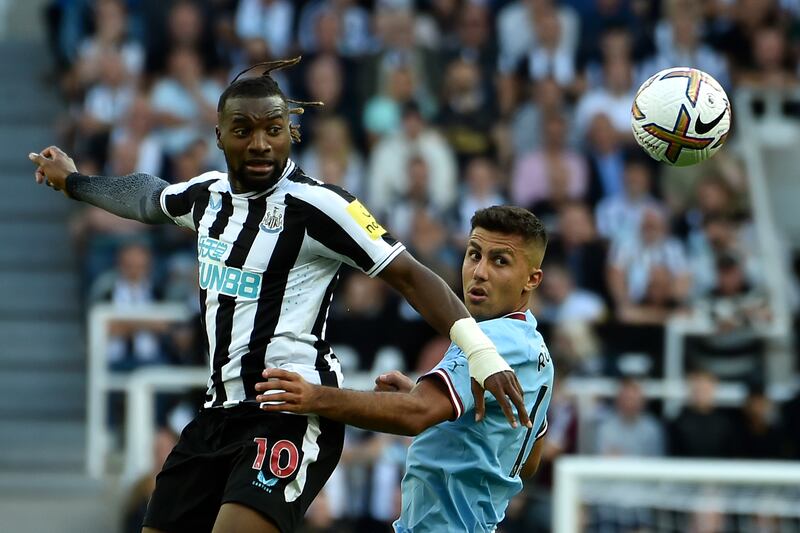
[29,146,171,224]
[378,252,531,428]
[256,369,454,436]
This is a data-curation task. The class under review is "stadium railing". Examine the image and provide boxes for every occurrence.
[88,306,797,481]
[87,303,193,478]
[553,456,800,533]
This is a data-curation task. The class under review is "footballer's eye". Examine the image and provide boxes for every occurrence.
[494,256,507,266]
[468,250,480,261]
[269,126,282,135]
[233,128,248,136]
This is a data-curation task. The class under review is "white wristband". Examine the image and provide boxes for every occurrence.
[449,317,512,386]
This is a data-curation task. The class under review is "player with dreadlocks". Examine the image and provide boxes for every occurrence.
[29,57,529,533]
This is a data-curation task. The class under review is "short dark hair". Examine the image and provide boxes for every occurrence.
[217,76,285,113]
[470,206,548,257]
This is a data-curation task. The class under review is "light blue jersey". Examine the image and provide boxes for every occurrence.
[394,310,554,533]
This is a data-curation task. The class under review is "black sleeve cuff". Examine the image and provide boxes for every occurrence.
[65,172,86,199]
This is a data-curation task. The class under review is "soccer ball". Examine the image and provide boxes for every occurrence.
[631,67,731,167]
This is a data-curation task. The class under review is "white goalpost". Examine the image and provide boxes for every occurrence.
[553,457,800,533]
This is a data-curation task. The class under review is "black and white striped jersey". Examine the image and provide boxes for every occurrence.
[159,159,406,407]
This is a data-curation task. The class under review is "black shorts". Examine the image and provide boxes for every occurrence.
[142,405,344,533]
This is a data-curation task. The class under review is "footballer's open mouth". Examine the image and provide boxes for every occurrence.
[467,286,488,303]
[245,159,276,175]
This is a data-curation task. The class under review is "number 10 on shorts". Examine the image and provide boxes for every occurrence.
[252,437,300,478]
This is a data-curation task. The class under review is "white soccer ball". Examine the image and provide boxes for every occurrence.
[631,67,731,167]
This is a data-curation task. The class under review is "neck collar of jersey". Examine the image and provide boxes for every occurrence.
[231,158,296,199]
[503,311,527,321]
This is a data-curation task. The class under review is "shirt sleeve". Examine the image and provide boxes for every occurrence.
[159,173,218,230]
[419,343,472,420]
[302,184,405,277]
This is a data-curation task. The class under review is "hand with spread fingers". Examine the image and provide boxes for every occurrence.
[473,371,531,428]
[255,369,319,414]
[28,145,78,196]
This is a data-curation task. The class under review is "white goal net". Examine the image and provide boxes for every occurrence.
[553,457,800,533]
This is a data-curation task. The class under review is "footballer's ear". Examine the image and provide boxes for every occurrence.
[525,268,543,293]
[215,126,223,149]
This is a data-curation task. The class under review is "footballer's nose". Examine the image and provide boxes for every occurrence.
[249,130,270,154]
[472,259,489,281]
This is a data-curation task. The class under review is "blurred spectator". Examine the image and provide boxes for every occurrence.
[573,0,639,65]
[145,0,220,74]
[511,78,573,158]
[234,0,294,59]
[404,208,460,294]
[435,58,497,166]
[413,0,461,49]
[700,253,771,331]
[367,102,457,216]
[335,275,389,319]
[517,5,578,90]
[548,321,603,376]
[596,379,665,456]
[581,27,634,93]
[686,253,770,380]
[739,25,799,89]
[300,116,366,197]
[75,49,136,167]
[297,0,372,56]
[595,155,660,245]
[548,202,610,303]
[616,264,690,325]
[680,174,743,242]
[67,0,143,94]
[451,157,506,244]
[122,428,179,533]
[688,214,760,297]
[732,382,787,459]
[108,96,163,177]
[608,206,691,308]
[574,56,636,139]
[647,2,729,89]
[669,369,734,457]
[496,0,579,73]
[441,2,497,82]
[89,242,169,371]
[583,113,627,206]
[362,7,441,113]
[539,263,606,324]
[708,0,785,80]
[362,63,418,142]
[384,156,436,242]
[149,47,222,160]
[511,113,588,209]
[295,53,360,142]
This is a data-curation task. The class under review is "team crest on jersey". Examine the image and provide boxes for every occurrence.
[260,203,285,233]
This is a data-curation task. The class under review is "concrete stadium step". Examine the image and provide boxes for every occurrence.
[0,193,73,217]
[0,419,85,472]
[0,270,79,315]
[0,318,84,367]
[0,125,57,164]
[0,367,85,419]
[0,219,74,267]
[0,41,52,74]
[0,484,120,533]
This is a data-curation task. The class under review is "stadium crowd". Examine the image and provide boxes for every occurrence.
[42,0,800,531]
